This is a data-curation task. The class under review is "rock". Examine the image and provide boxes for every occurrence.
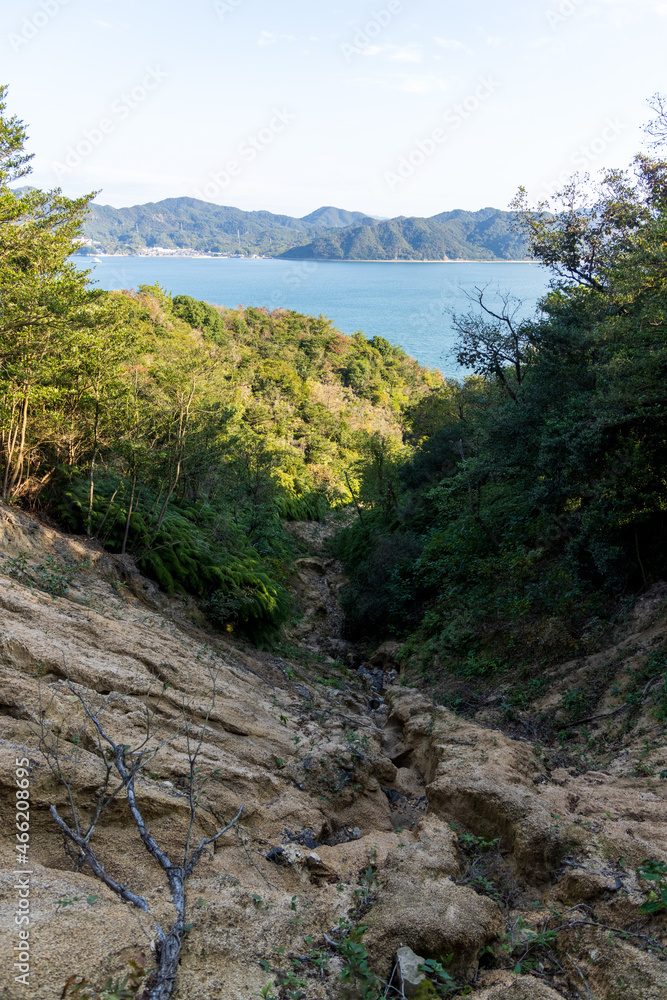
[370,641,403,670]
[294,556,328,576]
[471,974,568,998]
[397,946,427,997]
[2,508,667,999]
[364,873,502,979]
[395,765,426,799]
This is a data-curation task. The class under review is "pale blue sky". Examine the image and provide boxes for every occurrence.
[2,0,664,216]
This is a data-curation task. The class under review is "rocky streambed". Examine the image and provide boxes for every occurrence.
[0,507,666,999]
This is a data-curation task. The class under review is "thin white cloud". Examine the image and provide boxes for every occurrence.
[94,19,129,29]
[257,31,298,46]
[358,73,453,94]
[358,44,423,63]
[434,36,464,50]
[388,45,422,63]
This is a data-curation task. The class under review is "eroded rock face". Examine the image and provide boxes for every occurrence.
[470,975,568,999]
[365,873,502,979]
[0,508,666,1000]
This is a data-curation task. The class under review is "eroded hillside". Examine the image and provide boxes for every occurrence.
[0,507,666,1000]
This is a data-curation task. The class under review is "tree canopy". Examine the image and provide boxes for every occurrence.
[334,145,667,710]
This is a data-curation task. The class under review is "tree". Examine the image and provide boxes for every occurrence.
[0,85,104,498]
[510,157,667,297]
[38,671,243,1000]
[0,83,32,184]
[644,91,667,149]
[451,285,533,403]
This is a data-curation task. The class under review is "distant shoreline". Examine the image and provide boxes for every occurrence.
[83,254,536,264]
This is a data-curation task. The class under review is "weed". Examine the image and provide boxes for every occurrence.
[418,956,458,995]
[251,893,274,911]
[353,864,378,910]
[62,959,147,1000]
[637,860,667,914]
[254,986,278,1000]
[5,551,30,580]
[338,924,380,1000]
[500,916,559,973]
[55,896,78,911]
[5,552,89,599]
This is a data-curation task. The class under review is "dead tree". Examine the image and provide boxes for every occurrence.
[37,673,243,1000]
[451,284,533,402]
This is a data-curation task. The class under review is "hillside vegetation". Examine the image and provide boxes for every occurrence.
[82,198,375,256]
[3,83,667,1000]
[0,89,438,640]
[79,197,529,260]
[279,208,529,261]
[333,152,667,738]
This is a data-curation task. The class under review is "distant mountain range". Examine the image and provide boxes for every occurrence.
[279,209,529,261]
[79,198,530,261]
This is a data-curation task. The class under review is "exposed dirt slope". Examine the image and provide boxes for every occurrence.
[0,507,666,1000]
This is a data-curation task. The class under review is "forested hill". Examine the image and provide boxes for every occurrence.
[80,198,529,260]
[279,208,529,261]
[82,198,375,255]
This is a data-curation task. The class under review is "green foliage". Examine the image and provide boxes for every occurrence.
[499,918,560,974]
[3,551,89,598]
[417,956,458,996]
[62,960,147,1000]
[81,199,527,260]
[172,294,226,343]
[0,86,435,649]
[625,647,667,723]
[0,95,436,651]
[637,860,667,913]
[338,924,381,1000]
[335,151,667,708]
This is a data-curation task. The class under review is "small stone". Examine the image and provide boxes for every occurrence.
[351,827,361,840]
[397,946,426,997]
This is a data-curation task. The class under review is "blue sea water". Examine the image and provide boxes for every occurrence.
[75,257,551,373]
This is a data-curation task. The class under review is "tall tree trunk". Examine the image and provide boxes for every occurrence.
[2,397,21,498]
[344,471,364,524]
[7,396,29,495]
[121,472,137,555]
[87,397,100,537]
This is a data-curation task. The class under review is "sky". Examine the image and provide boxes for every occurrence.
[2,0,665,218]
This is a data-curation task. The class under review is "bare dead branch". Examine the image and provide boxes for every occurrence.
[37,659,244,1000]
